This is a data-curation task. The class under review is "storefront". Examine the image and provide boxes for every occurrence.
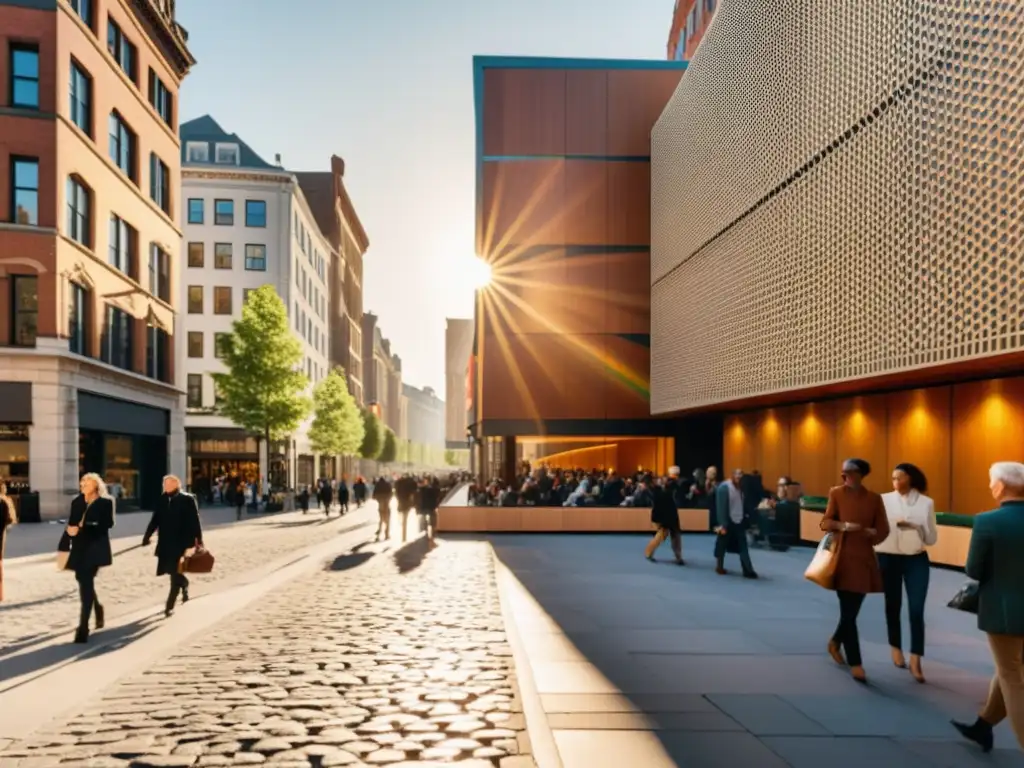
[0,383,32,495]
[185,428,260,498]
[78,391,169,512]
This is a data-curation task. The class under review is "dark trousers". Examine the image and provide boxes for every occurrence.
[833,590,867,667]
[75,567,100,630]
[715,525,754,574]
[167,572,189,610]
[879,552,930,656]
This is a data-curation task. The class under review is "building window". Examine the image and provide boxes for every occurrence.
[67,176,91,247]
[108,111,136,181]
[214,199,234,225]
[146,326,168,381]
[213,287,232,315]
[108,214,134,275]
[10,275,38,347]
[100,305,132,371]
[245,200,267,227]
[107,18,136,82]
[149,153,169,214]
[147,68,172,126]
[70,0,93,27]
[69,60,92,134]
[187,198,204,224]
[214,243,232,269]
[244,244,266,271]
[185,142,208,164]
[10,157,39,225]
[10,44,40,109]
[187,242,204,267]
[215,143,239,165]
[187,331,203,358]
[187,285,203,314]
[214,332,229,359]
[187,373,202,408]
[148,244,170,301]
[68,281,88,355]
[243,288,255,304]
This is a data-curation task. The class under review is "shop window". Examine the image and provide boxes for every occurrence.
[188,331,203,358]
[148,244,170,301]
[0,425,30,493]
[145,325,168,382]
[187,373,202,408]
[11,157,39,225]
[68,281,89,355]
[11,275,38,347]
[187,241,204,267]
[214,286,232,315]
[103,434,138,505]
[100,305,133,371]
[214,242,232,269]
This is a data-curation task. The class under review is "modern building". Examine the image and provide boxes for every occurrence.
[667,0,718,61]
[360,312,403,437]
[0,0,193,518]
[296,157,369,408]
[179,115,331,493]
[651,2,1024,516]
[445,317,473,451]
[469,56,686,482]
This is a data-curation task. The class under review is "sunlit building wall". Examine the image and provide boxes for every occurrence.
[666,0,718,61]
[470,56,688,482]
[651,1,1024,514]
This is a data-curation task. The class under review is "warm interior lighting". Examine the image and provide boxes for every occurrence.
[469,257,493,289]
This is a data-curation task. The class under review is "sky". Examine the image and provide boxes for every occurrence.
[175,0,673,394]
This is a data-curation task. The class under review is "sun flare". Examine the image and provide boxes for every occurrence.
[470,257,493,289]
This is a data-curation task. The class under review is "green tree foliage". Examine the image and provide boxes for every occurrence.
[212,285,311,454]
[308,367,365,457]
[444,449,457,466]
[379,427,398,465]
[359,408,384,460]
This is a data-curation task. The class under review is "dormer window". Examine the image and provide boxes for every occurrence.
[186,141,208,163]
[215,142,239,165]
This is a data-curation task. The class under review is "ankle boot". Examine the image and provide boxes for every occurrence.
[73,626,89,644]
[952,717,994,753]
[94,603,105,630]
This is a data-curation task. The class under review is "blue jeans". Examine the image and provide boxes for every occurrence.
[878,551,930,656]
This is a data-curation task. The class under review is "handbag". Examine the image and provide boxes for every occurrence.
[804,531,843,589]
[948,581,980,614]
[179,546,215,574]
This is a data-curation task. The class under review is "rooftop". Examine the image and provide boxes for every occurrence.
[179,115,280,171]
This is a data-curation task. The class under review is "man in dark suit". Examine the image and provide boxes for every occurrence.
[143,475,203,617]
[953,461,1024,752]
[644,468,685,565]
[714,468,757,579]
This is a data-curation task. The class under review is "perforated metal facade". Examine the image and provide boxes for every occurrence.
[650,0,1024,414]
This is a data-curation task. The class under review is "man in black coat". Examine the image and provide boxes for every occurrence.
[644,468,685,565]
[143,475,203,617]
[372,476,393,541]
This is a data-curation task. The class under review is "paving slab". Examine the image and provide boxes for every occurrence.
[488,532,1024,766]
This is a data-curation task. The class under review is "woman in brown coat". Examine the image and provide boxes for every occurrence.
[820,458,890,682]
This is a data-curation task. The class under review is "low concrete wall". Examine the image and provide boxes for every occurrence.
[799,509,972,569]
[436,506,709,534]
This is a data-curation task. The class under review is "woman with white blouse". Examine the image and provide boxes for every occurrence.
[876,463,938,682]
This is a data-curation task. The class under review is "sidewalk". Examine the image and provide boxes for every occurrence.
[489,533,1024,768]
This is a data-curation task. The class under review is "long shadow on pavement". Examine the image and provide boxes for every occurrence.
[468,532,1024,768]
[392,537,432,575]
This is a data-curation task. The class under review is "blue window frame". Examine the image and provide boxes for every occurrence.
[67,176,91,247]
[11,157,39,225]
[10,44,40,109]
[214,199,234,225]
[108,111,136,181]
[187,198,204,224]
[245,199,267,227]
[107,18,136,82]
[70,0,93,28]
[150,153,169,214]
[244,244,267,271]
[147,68,173,126]
[69,60,92,134]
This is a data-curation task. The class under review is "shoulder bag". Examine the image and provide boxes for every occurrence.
[805,531,843,589]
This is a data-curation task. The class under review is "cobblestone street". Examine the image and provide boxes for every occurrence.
[0,509,373,651]
[0,538,535,768]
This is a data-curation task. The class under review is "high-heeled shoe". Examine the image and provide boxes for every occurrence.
[891,647,906,668]
[73,626,89,644]
[909,654,925,683]
[952,718,993,753]
[94,603,105,630]
[827,640,846,666]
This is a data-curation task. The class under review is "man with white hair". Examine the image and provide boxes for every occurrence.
[953,461,1024,753]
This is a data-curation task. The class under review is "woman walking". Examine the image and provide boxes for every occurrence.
[820,458,890,683]
[143,475,203,617]
[877,463,937,682]
[64,473,115,643]
[0,482,16,602]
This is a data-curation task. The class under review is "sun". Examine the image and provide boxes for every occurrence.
[469,257,493,289]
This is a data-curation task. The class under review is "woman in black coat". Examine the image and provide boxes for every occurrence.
[0,482,16,602]
[63,473,115,643]
[143,475,203,617]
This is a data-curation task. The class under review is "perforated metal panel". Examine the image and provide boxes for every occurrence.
[651,0,1024,415]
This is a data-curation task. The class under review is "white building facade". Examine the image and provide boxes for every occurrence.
[178,116,331,496]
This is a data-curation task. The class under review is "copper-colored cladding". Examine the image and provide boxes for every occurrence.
[475,62,684,429]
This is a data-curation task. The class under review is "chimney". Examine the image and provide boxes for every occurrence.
[275,153,282,166]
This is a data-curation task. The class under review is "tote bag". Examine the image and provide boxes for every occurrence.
[804,531,843,589]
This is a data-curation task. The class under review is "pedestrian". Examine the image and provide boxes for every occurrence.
[337,476,350,515]
[235,480,245,521]
[0,481,15,602]
[820,458,890,683]
[952,461,1024,753]
[876,462,937,682]
[62,473,115,644]
[714,468,758,579]
[373,476,393,541]
[298,485,310,514]
[417,476,441,547]
[143,475,203,618]
[353,476,367,508]
[395,473,418,543]
[644,470,685,565]
[321,479,334,517]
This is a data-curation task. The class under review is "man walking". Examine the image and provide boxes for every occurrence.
[714,468,758,578]
[644,468,685,565]
[372,476,393,541]
[394,473,419,543]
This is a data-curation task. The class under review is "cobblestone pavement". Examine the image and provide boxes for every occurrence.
[1,539,536,768]
[0,508,374,651]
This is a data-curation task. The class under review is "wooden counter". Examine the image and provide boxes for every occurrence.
[436,506,709,534]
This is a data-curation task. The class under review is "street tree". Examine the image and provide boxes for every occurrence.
[379,427,398,466]
[359,407,384,460]
[212,285,311,474]
[308,367,365,458]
